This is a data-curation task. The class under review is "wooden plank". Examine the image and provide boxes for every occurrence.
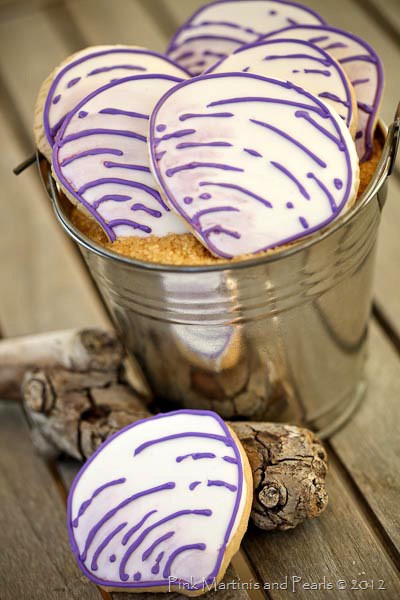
[0,9,74,141]
[65,0,168,52]
[330,322,400,552]
[0,401,101,600]
[0,107,107,334]
[244,460,400,599]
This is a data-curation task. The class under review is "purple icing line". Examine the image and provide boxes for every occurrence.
[208,95,328,117]
[72,478,126,528]
[189,481,202,490]
[134,431,233,456]
[307,172,337,214]
[175,51,195,61]
[58,128,147,147]
[76,178,168,211]
[334,178,343,190]
[199,181,273,209]
[309,35,329,43]
[44,52,189,146]
[165,162,244,178]
[67,76,81,88]
[60,147,123,167]
[223,456,238,464]
[176,452,216,462]
[192,206,240,230]
[91,522,127,571]
[155,129,196,144]
[166,0,325,54]
[119,509,212,581]
[134,572,142,581]
[351,78,370,86]
[200,193,211,199]
[208,480,237,492]
[92,194,131,209]
[286,201,294,209]
[78,111,88,118]
[318,91,350,109]
[299,216,309,229]
[87,64,147,76]
[67,409,244,591]
[179,112,234,121]
[53,94,61,105]
[250,118,327,167]
[79,483,175,562]
[151,552,164,574]
[176,141,232,149]
[294,110,344,149]
[99,108,149,120]
[263,53,331,66]
[110,554,116,563]
[270,160,310,199]
[304,69,331,76]
[131,203,162,218]
[322,42,348,51]
[358,102,373,114]
[184,196,193,204]
[142,531,175,561]
[103,162,151,172]
[163,544,207,579]
[122,510,158,547]
[108,219,151,234]
[244,148,262,157]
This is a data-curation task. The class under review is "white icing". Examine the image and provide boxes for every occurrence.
[54,76,189,240]
[265,26,383,160]
[208,39,355,131]
[46,45,189,145]
[69,411,248,588]
[149,73,359,258]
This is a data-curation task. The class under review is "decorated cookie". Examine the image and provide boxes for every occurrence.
[167,0,325,75]
[68,410,252,594]
[264,25,384,162]
[207,38,357,136]
[149,73,360,259]
[34,46,190,161]
[53,75,190,241]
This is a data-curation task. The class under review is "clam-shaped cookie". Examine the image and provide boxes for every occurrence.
[34,46,189,160]
[68,410,252,594]
[167,0,325,75]
[207,38,357,136]
[265,25,384,161]
[53,75,189,241]
[149,73,359,259]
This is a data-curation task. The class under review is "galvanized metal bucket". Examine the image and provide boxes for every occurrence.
[40,107,399,438]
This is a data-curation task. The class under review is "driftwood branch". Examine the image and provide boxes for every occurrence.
[22,365,328,530]
[0,328,123,400]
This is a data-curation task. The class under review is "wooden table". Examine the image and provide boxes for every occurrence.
[1,0,399,598]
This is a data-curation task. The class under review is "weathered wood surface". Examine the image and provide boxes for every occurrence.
[0,402,101,600]
[0,0,400,598]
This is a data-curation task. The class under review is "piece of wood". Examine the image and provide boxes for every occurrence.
[0,401,101,600]
[330,322,400,552]
[244,458,400,599]
[23,366,150,460]
[0,328,123,399]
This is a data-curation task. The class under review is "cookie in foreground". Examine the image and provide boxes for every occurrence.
[67,409,253,595]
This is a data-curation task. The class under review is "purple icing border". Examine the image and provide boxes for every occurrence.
[167,0,326,53]
[205,37,354,127]
[67,409,244,590]
[52,74,184,242]
[263,24,384,162]
[149,72,354,259]
[44,48,191,147]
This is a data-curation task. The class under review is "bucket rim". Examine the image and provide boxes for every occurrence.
[41,120,389,274]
